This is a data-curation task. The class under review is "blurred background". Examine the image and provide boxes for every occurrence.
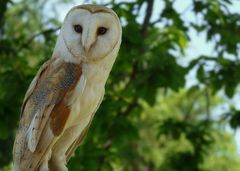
[1,0,240,170]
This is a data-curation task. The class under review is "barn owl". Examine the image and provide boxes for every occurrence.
[13,4,122,171]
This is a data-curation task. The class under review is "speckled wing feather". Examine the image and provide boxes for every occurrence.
[13,57,82,171]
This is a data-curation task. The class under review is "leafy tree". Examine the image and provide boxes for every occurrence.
[0,0,240,170]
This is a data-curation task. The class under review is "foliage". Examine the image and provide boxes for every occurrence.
[0,0,240,170]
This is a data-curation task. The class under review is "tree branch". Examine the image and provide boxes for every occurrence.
[151,18,161,26]
[18,27,60,51]
[0,0,10,36]
[141,0,154,37]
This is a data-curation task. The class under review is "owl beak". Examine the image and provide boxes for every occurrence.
[81,31,95,54]
[82,41,90,53]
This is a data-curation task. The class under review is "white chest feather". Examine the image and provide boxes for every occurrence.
[66,63,107,127]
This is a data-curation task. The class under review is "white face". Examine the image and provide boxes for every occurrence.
[61,8,121,62]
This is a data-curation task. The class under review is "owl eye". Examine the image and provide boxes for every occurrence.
[73,25,82,33]
[97,27,108,35]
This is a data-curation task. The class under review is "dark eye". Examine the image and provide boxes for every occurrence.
[97,27,107,35]
[73,25,82,33]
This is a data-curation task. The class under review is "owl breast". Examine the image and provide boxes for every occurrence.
[65,64,106,128]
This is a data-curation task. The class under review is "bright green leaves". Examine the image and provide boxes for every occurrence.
[226,109,240,129]
[230,111,240,129]
[189,56,240,98]
[161,0,188,32]
[192,0,240,55]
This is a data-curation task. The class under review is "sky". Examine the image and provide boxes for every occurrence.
[43,0,240,153]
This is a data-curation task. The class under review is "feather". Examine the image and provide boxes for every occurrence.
[13,58,82,171]
[65,91,104,161]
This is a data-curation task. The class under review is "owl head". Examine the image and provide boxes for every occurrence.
[54,4,122,63]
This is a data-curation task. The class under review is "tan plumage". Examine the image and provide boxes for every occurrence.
[13,4,121,171]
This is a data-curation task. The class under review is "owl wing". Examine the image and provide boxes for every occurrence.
[13,57,83,171]
[65,91,104,161]
[20,59,52,117]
